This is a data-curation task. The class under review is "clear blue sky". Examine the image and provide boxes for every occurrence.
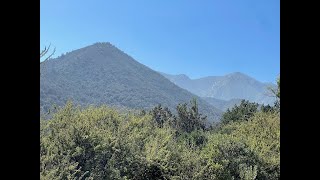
[41,0,279,83]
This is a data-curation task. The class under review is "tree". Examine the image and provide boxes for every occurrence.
[222,112,280,179]
[273,76,280,99]
[149,104,176,128]
[176,98,207,133]
[274,76,280,111]
[260,104,274,113]
[268,76,280,111]
[270,76,280,112]
[221,100,259,125]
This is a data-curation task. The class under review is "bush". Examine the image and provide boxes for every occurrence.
[40,102,280,179]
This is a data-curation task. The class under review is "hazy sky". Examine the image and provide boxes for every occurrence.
[41,0,279,83]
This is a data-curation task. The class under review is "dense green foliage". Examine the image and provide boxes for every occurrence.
[221,100,259,125]
[41,98,280,179]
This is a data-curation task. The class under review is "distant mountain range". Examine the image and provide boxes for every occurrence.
[159,72,276,107]
[40,42,222,122]
[200,97,243,112]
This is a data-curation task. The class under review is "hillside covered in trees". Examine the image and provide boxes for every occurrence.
[40,42,222,122]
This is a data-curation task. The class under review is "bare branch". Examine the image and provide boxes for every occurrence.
[40,44,55,64]
[40,44,56,76]
[264,86,277,98]
[40,44,51,58]
[42,47,56,63]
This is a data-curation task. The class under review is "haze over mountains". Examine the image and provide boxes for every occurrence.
[201,97,243,112]
[160,72,276,108]
[40,42,222,122]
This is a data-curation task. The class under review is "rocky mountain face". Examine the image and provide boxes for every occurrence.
[160,72,276,108]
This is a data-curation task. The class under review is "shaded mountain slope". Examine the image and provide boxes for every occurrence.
[40,42,222,122]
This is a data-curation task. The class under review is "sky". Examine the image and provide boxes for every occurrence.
[41,0,279,83]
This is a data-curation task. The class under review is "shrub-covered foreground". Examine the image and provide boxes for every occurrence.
[40,102,279,180]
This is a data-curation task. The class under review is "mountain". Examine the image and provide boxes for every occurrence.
[201,97,243,112]
[160,72,276,106]
[40,42,222,122]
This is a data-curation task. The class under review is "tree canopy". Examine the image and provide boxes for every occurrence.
[41,99,280,179]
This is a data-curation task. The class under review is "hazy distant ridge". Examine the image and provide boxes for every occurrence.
[159,72,276,106]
